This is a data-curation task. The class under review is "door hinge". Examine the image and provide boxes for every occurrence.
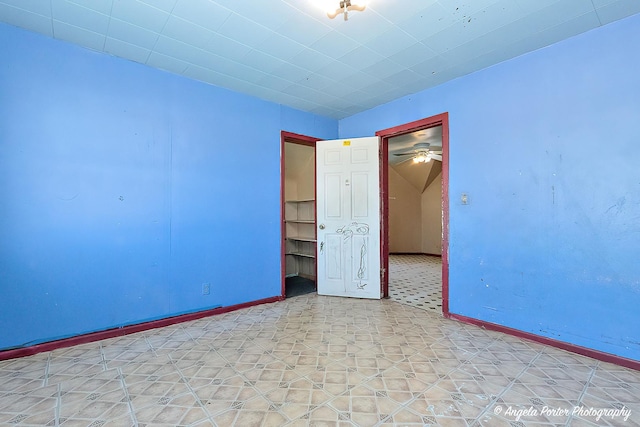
[380,267,386,277]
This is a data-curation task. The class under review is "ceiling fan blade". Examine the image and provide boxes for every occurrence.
[393,152,415,156]
[389,156,414,165]
[397,156,415,164]
[430,154,442,161]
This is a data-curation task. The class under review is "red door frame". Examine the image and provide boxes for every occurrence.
[376,112,450,315]
[280,131,320,298]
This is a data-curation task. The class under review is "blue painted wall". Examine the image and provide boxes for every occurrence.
[340,14,640,360]
[0,23,337,351]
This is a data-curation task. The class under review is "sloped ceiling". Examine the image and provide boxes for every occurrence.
[389,125,443,192]
[391,160,442,193]
[1,0,639,119]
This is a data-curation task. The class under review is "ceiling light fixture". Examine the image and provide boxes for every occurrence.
[326,0,367,21]
[412,151,431,163]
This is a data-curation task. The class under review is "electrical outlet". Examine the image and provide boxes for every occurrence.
[202,283,210,295]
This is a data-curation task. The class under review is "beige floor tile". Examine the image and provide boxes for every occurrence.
[1,293,639,426]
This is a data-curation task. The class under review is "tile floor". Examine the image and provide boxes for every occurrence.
[1,295,639,426]
[388,254,442,313]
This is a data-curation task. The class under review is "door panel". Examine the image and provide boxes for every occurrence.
[351,173,369,218]
[325,174,342,218]
[316,137,380,299]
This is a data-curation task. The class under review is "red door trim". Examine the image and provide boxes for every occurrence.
[375,112,450,314]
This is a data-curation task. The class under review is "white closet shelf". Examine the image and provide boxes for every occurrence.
[284,198,316,281]
[286,236,317,243]
[286,252,315,258]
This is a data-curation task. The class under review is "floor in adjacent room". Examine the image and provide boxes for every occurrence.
[1,294,639,426]
[388,254,442,313]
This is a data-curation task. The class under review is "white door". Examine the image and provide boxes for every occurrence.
[316,137,380,299]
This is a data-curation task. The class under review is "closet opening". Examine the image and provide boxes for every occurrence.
[280,131,319,298]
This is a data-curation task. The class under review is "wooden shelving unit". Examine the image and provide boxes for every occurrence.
[284,199,316,280]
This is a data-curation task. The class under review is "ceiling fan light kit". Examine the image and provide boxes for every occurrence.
[326,0,367,21]
[413,151,431,163]
[392,142,443,164]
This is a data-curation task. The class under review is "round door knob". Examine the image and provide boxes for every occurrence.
[319,224,325,230]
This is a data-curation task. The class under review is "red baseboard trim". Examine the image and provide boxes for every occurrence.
[446,312,640,371]
[0,296,284,361]
[389,252,442,256]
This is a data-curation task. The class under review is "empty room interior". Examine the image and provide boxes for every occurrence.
[387,125,444,312]
[1,1,639,426]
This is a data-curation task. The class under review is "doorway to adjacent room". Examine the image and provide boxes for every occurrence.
[377,113,449,314]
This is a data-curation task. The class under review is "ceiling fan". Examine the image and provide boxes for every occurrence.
[393,142,442,163]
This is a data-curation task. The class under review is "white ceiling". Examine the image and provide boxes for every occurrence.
[1,0,638,119]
